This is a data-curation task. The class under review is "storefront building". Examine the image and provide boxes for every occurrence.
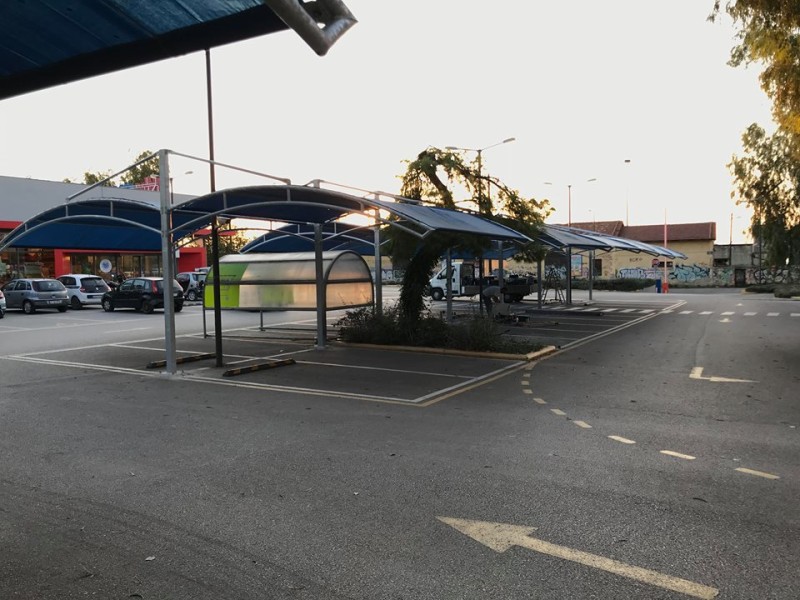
[0,175,206,285]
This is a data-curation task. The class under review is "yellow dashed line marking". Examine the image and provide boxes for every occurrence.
[608,435,636,444]
[660,450,696,460]
[573,421,592,429]
[551,409,566,416]
[735,467,780,480]
[533,397,547,405]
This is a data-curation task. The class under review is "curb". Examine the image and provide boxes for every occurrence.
[335,342,558,362]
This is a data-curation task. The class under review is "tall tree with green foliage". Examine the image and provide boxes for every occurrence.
[712,1,800,270]
[392,147,550,322]
[712,1,800,146]
[729,124,800,268]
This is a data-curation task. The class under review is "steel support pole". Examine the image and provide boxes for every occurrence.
[157,150,177,374]
[315,224,327,349]
[588,250,594,301]
[445,249,453,323]
[373,223,382,316]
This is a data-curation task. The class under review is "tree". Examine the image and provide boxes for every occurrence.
[64,150,157,187]
[391,147,550,322]
[205,227,250,263]
[729,123,800,269]
[711,2,800,149]
[119,150,158,186]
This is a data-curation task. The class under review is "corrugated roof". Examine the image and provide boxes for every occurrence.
[622,222,717,243]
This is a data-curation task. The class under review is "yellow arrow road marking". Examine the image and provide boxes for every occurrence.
[437,517,718,599]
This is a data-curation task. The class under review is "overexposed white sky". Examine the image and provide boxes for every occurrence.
[0,1,775,243]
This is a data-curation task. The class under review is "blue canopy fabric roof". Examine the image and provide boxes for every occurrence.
[241,223,379,255]
[0,0,357,101]
[0,184,532,252]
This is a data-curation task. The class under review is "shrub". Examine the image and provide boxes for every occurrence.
[571,278,655,291]
[774,283,800,298]
[336,305,543,354]
[744,283,776,294]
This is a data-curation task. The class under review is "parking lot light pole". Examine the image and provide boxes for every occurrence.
[446,137,515,213]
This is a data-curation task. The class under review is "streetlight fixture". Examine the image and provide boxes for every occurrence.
[446,137,515,212]
[543,177,597,227]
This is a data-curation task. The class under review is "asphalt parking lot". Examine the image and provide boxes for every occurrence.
[1,291,684,406]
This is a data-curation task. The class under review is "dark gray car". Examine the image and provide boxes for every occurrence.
[2,278,69,313]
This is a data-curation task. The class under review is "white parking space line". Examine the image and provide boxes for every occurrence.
[521,380,530,386]
[735,467,780,480]
[679,311,693,315]
[533,397,547,405]
[791,313,800,317]
[573,421,592,429]
[638,309,655,314]
[660,450,696,460]
[619,308,637,313]
[744,312,757,316]
[608,435,636,444]
[522,389,532,394]
[550,409,566,416]
[767,312,779,317]
[699,311,713,315]
[600,308,618,313]
[721,311,735,316]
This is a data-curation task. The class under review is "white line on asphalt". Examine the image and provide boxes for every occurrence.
[523,372,531,378]
[608,435,636,444]
[679,310,693,314]
[550,408,566,416]
[721,311,735,316]
[533,397,546,404]
[573,421,592,429]
[660,310,674,314]
[744,312,757,316]
[639,309,655,313]
[767,312,779,317]
[791,313,800,317]
[296,359,473,379]
[699,311,713,315]
[660,450,696,460]
[113,327,153,333]
[600,308,617,312]
[522,389,532,394]
[620,308,637,313]
[735,467,780,480]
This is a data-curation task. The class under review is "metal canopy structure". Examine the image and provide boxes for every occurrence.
[539,224,686,259]
[0,171,533,373]
[0,0,357,101]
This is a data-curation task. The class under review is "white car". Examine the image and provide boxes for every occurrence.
[57,274,111,309]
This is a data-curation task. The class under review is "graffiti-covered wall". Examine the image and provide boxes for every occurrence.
[617,264,799,286]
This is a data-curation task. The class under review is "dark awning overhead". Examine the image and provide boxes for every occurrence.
[0,0,357,101]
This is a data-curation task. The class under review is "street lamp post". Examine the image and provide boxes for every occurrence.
[446,137,515,213]
[445,137,515,316]
[543,178,597,305]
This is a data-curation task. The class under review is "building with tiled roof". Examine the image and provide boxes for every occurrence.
[558,220,717,280]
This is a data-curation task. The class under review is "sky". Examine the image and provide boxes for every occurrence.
[0,1,777,243]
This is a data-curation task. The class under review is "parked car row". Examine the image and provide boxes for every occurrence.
[0,275,183,314]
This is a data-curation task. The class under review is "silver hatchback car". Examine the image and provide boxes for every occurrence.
[2,278,69,313]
